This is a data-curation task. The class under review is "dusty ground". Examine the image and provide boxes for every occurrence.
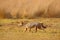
[0,18,60,40]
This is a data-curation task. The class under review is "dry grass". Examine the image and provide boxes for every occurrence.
[0,18,60,40]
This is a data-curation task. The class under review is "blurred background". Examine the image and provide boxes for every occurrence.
[0,0,60,19]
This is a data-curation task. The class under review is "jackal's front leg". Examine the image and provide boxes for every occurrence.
[29,28,31,32]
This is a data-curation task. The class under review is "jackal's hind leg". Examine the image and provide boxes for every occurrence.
[35,26,37,32]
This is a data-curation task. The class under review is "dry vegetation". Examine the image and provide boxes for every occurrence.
[0,18,60,40]
[0,0,60,19]
[0,0,60,40]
